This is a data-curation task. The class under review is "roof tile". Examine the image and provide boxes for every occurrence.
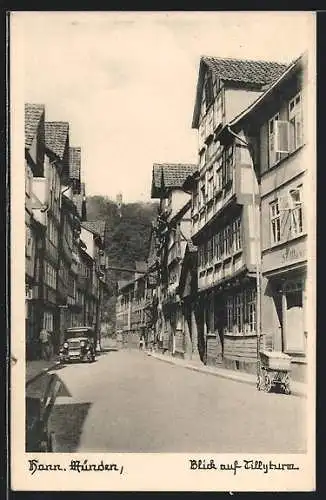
[81,220,106,239]
[25,103,45,150]
[203,56,288,85]
[44,121,69,160]
[152,163,197,197]
[69,147,81,180]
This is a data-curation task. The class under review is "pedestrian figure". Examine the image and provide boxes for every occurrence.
[139,336,144,350]
[40,328,52,360]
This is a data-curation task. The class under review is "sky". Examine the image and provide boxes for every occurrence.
[13,11,314,202]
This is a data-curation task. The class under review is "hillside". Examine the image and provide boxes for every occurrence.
[86,195,159,334]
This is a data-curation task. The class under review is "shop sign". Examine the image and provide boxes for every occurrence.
[263,238,306,274]
[281,245,306,264]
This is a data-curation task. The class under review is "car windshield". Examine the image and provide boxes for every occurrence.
[66,329,93,339]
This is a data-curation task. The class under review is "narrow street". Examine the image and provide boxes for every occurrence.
[32,349,307,454]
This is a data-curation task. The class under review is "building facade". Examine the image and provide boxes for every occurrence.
[150,163,197,357]
[25,103,105,359]
[25,104,47,359]
[188,56,288,372]
[226,53,309,382]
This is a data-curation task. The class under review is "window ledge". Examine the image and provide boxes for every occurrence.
[266,232,306,252]
[232,249,243,258]
[224,333,257,339]
[262,143,305,177]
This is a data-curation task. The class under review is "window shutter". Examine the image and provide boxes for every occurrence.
[274,121,290,153]
[279,194,291,238]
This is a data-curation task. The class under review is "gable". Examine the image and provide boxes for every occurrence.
[192,56,288,129]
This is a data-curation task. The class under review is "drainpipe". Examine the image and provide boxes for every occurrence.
[226,125,262,385]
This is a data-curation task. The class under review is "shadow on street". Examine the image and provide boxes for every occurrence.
[49,402,92,452]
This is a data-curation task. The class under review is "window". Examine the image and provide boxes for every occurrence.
[213,94,223,130]
[234,293,243,333]
[226,297,233,333]
[225,226,232,256]
[214,154,223,193]
[204,74,214,109]
[225,288,256,335]
[26,226,32,257]
[199,245,204,268]
[205,141,215,163]
[207,168,214,201]
[289,93,303,152]
[270,200,281,244]
[199,150,206,169]
[48,219,58,247]
[246,289,256,333]
[192,191,199,212]
[203,242,208,266]
[207,237,213,265]
[43,311,54,332]
[268,113,280,167]
[199,178,206,208]
[289,187,303,236]
[199,119,206,151]
[44,262,57,289]
[222,144,233,187]
[233,218,242,252]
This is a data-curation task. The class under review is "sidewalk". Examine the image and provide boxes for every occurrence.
[146,350,307,398]
[26,357,60,386]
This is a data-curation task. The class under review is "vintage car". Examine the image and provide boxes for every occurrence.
[59,326,96,363]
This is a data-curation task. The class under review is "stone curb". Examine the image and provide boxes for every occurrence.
[26,361,61,387]
[147,352,306,399]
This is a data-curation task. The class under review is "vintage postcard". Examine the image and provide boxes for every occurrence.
[10,11,316,492]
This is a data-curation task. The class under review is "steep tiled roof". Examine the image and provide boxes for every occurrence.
[81,220,106,239]
[25,103,45,150]
[151,163,197,198]
[135,261,147,273]
[228,53,306,131]
[192,56,289,128]
[203,56,288,86]
[44,121,69,160]
[69,147,81,180]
